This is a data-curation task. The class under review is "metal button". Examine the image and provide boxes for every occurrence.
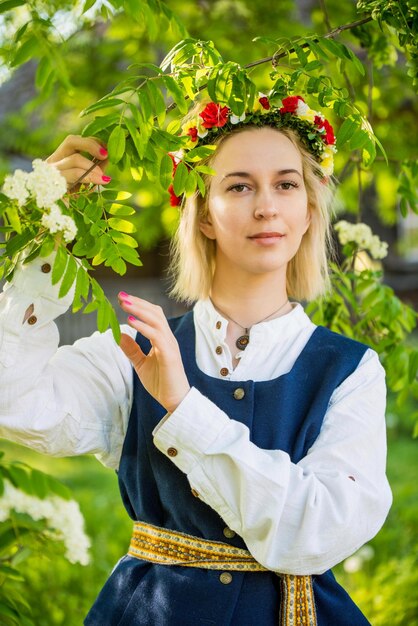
[27,315,37,325]
[216,321,222,330]
[233,388,245,400]
[41,263,51,273]
[191,488,199,498]
[220,367,229,377]
[223,527,236,539]
[219,572,233,585]
[215,346,223,355]
[167,447,178,457]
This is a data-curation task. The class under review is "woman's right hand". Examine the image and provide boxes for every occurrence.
[46,135,111,188]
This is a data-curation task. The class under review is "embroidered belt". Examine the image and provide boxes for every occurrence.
[129,520,317,626]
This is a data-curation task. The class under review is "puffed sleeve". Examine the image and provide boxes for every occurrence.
[0,254,135,469]
[153,349,392,574]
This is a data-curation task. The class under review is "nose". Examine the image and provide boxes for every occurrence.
[253,187,279,219]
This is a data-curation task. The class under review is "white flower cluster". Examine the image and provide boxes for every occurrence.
[0,480,91,565]
[41,204,77,243]
[343,545,375,573]
[334,220,389,260]
[3,159,67,209]
[3,159,77,242]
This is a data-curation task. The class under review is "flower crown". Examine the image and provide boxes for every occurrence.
[168,94,336,206]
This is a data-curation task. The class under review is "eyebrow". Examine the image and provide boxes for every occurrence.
[222,169,302,179]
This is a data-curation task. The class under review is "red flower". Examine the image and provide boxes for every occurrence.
[314,115,335,145]
[280,95,304,114]
[199,102,230,129]
[168,184,182,207]
[259,96,270,110]
[186,126,198,142]
[168,152,179,174]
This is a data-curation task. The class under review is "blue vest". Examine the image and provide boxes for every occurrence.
[85,312,371,626]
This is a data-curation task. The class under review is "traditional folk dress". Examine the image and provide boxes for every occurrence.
[85,311,384,625]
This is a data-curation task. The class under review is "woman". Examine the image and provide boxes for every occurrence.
[0,95,392,625]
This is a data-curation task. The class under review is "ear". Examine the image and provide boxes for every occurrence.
[199,215,216,240]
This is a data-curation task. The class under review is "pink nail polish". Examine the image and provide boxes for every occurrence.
[122,299,132,306]
[99,147,108,156]
[128,315,136,323]
[119,291,129,298]
[102,175,111,183]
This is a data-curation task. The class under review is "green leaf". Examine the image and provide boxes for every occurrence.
[293,42,308,66]
[195,165,216,176]
[109,257,127,274]
[0,601,20,621]
[117,244,142,266]
[47,475,71,500]
[35,56,52,90]
[109,230,137,248]
[159,153,175,191]
[97,300,110,332]
[409,350,418,384]
[185,169,197,197]
[5,229,34,257]
[107,218,136,233]
[6,465,32,494]
[81,98,125,117]
[107,203,135,216]
[10,37,39,67]
[146,79,166,126]
[173,161,189,196]
[0,0,27,12]
[82,0,97,13]
[82,114,120,137]
[0,564,25,582]
[304,60,323,71]
[320,38,347,60]
[72,266,90,312]
[109,305,121,344]
[336,118,358,148]
[51,246,68,286]
[108,126,126,164]
[30,469,49,499]
[163,75,188,114]
[58,255,78,298]
[124,115,146,160]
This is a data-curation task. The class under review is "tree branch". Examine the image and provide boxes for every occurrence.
[244,15,373,69]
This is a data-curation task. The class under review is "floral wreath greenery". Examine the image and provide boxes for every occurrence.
[168,93,336,206]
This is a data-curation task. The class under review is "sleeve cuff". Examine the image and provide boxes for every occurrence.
[153,386,232,475]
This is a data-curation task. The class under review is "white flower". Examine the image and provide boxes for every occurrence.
[26,159,67,209]
[2,168,31,206]
[0,480,90,565]
[230,112,246,124]
[296,101,316,123]
[41,204,77,242]
[334,221,388,260]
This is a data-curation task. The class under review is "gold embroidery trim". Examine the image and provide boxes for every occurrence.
[128,520,317,626]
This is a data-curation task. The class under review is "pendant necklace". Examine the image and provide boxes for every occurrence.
[211,299,290,351]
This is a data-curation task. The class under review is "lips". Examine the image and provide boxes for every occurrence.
[249,232,284,239]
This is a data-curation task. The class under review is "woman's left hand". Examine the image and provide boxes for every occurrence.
[117,293,190,414]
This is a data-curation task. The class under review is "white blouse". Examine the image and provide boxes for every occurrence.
[0,254,392,574]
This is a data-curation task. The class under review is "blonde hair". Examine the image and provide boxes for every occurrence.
[169,126,335,304]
